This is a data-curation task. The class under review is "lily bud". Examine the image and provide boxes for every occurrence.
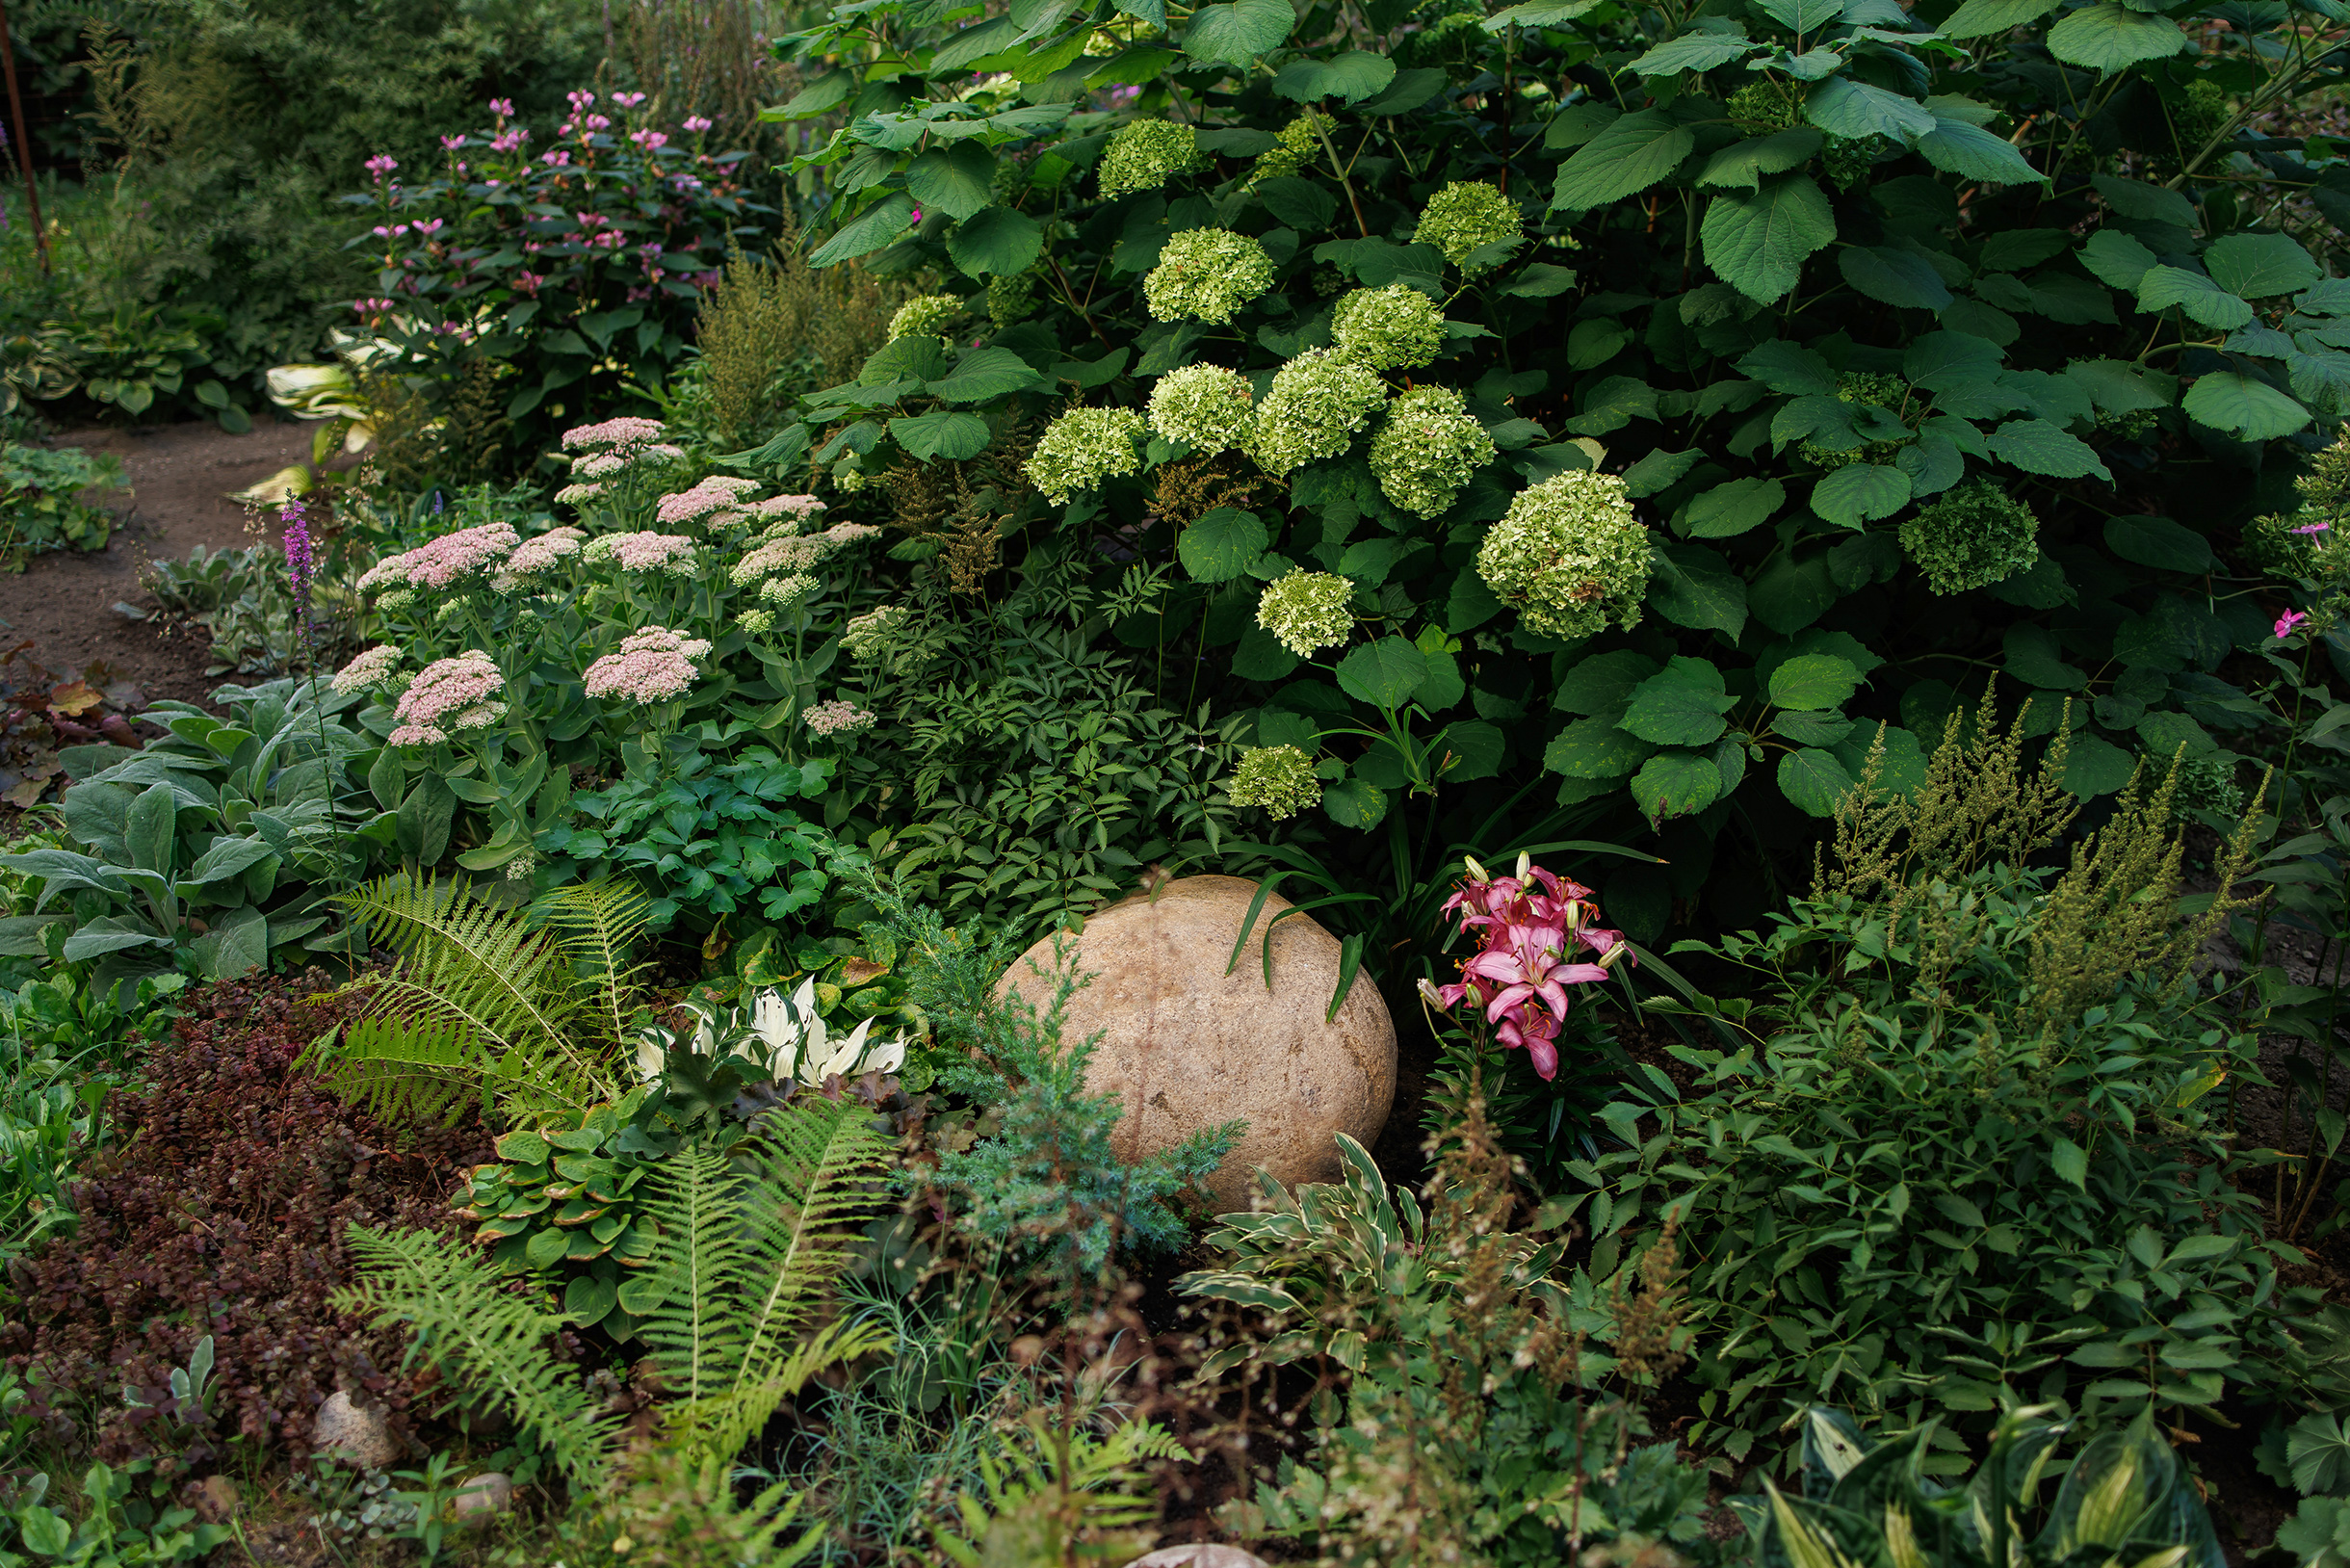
[1417,977,1449,1009]
[1462,854,1492,883]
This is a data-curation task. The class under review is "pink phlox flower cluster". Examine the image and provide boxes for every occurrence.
[728,534,832,586]
[657,475,762,526]
[803,699,876,736]
[390,649,508,745]
[1427,854,1629,1081]
[357,521,520,594]
[329,644,404,695]
[562,416,666,450]
[582,626,711,703]
[583,532,697,574]
[502,526,588,580]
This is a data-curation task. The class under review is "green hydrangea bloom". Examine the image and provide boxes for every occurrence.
[1229,745,1323,820]
[1475,470,1652,641]
[1255,569,1355,656]
[1244,111,1331,190]
[2163,750,2244,823]
[1414,181,1523,273]
[1148,363,1256,455]
[1144,228,1277,325]
[1369,386,1496,517]
[1099,119,1200,198]
[1799,372,1914,471]
[888,294,963,342]
[841,601,909,659]
[1332,284,1446,371]
[1250,349,1388,474]
[986,272,1036,327]
[1026,405,1147,504]
[1727,79,1804,133]
[1897,481,2041,595]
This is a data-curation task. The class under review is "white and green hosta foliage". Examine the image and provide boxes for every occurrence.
[768,0,2346,933]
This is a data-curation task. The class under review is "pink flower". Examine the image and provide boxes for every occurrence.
[2292,520,2332,536]
[542,149,571,167]
[1426,853,1628,1082]
[358,521,520,593]
[613,91,648,109]
[393,649,508,736]
[584,114,612,132]
[502,526,587,581]
[584,532,697,574]
[511,271,545,295]
[491,129,529,153]
[489,97,515,118]
[415,218,444,235]
[2276,610,2310,639]
[440,135,465,152]
[567,90,597,112]
[803,699,875,736]
[583,626,710,703]
[683,115,714,133]
[594,230,626,249]
[657,476,761,526]
[365,154,399,177]
[630,130,669,151]
[575,211,607,230]
[562,416,666,450]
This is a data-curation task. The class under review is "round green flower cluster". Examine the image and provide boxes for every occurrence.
[1897,480,2041,595]
[1255,569,1356,656]
[1727,80,1804,133]
[2163,750,2245,824]
[1414,181,1523,272]
[740,608,775,634]
[1149,363,1256,455]
[1229,745,1322,821]
[888,294,963,342]
[1332,284,1446,371]
[1475,470,1652,641]
[841,601,909,659]
[1800,372,1915,471]
[1369,386,1497,517]
[987,272,1036,326]
[1245,110,1330,190]
[1026,405,1147,504]
[1099,119,1199,198]
[1249,349,1388,475]
[1144,228,1276,325]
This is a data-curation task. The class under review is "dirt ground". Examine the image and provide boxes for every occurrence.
[4,419,312,709]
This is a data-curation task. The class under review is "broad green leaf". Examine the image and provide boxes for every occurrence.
[2050,1136,2090,1189]
[1840,247,1952,310]
[1702,174,1836,305]
[1631,28,1760,75]
[2136,266,2253,329]
[1811,463,1912,527]
[1943,0,2061,32]
[1684,476,1785,537]
[906,142,996,222]
[949,206,1044,277]
[187,903,269,981]
[2063,357,2169,413]
[1737,340,1839,396]
[1621,447,1701,498]
[1986,418,2113,482]
[2078,229,2158,290]
[2092,173,2198,228]
[1544,717,1655,778]
[1555,650,1662,713]
[1335,636,1430,709]
[1482,0,1607,25]
[1649,544,1749,637]
[1178,508,1270,582]
[1325,775,1391,828]
[1356,67,1447,115]
[1695,128,1824,190]
[1439,719,1506,781]
[1273,50,1397,102]
[2181,370,2311,439]
[1768,653,1862,710]
[927,347,1045,403]
[1622,657,1736,745]
[1757,0,1841,33]
[888,410,993,461]
[2137,709,2214,756]
[2046,2,2190,68]
[2288,351,2350,415]
[2003,623,2086,690]
[1184,0,1293,65]
[1903,330,2004,390]
[2205,232,2322,299]
[2103,514,2213,573]
[1806,78,1936,143]
[62,915,172,962]
[1777,747,1857,816]
[1917,115,2042,185]
[810,191,917,267]
[126,780,176,874]
[1554,110,1696,209]
[1750,554,1839,634]
[1632,750,1724,821]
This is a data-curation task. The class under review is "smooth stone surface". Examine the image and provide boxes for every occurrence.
[1125,1548,1271,1568]
[1000,875,1396,1210]
[311,1390,397,1469]
[192,1475,239,1523]
[453,1472,514,1524]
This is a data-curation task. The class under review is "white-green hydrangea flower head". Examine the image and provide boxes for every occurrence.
[1414,181,1524,273]
[1370,386,1497,517]
[1098,119,1199,198]
[1255,569,1355,656]
[1896,480,2042,595]
[1249,349,1388,475]
[1143,228,1276,325]
[1147,363,1256,455]
[887,294,963,342]
[1332,284,1446,371]
[1475,469,1652,641]
[1229,745,1322,820]
[1026,405,1148,505]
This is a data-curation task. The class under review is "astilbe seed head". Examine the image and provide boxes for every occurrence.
[1229,745,1322,820]
[1475,470,1653,641]
[1414,181,1524,272]
[1147,363,1257,455]
[1332,284,1447,371]
[1143,228,1276,325]
[1897,480,2041,595]
[888,294,964,342]
[1370,385,1497,517]
[1255,569,1356,656]
[1098,118,1199,198]
[1027,405,1148,504]
[1249,349,1388,475]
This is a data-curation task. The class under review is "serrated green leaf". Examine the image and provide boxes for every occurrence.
[1184,0,1293,65]
[1273,50,1397,102]
[1622,656,1736,745]
[1178,508,1269,582]
[1631,28,1761,75]
[906,142,996,222]
[1544,717,1656,778]
[1336,637,1430,709]
[1632,750,1724,821]
[1942,0,2061,35]
[2078,229,2158,290]
[2136,266,2254,329]
[1684,475,1785,537]
[810,191,918,267]
[1554,109,1696,209]
[949,206,1044,278]
[1812,463,1912,527]
[1916,115,2043,185]
[2204,232,2322,299]
[2003,623,2085,690]
[2181,370,2311,439]
[927,347,1044,404]
[1702,174,1836,305]
[1986,417,2112,481]
[1806,77,1935,142]
[1777,747,1858,816]
[1648,544,1749,636]
[1840,247,1953,310]
[2103,514,2213,573]
[2046,2,2191,68]
[1695,128,1824,190]
[1768,653,1862,710]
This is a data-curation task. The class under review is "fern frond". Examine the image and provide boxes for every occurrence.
[729,1096,899,1380]
[317,1013,486,1127]
[665,1314,895,1468]
[530,878,654,1049]
[336,1225,619,1492]
[933,1414,1177,1564]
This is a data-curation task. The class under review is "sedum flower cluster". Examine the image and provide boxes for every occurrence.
[1228,745,1322,820]
[389,649,506,746]
[841,602,909,660]
[1144,228,1275,325]
[499,527,587,588]
[1148,363,1256,455]
[803,698,877,737]
[656,474,761,526]
[583,626,712,703]
[584,532,697,574]
[1098,119,1198,198]
[330,644,404,696]
[1027,405,1147,504]
[888,294,964,342]
[1255,569,1355,656]
[358,521,520,600]
[1245,110,1330,191]
[1249,349,1387,475]
[760,572,820,610]
[1332,284,1446,372]
[731,533,834,586]
[1414,181,1523,272]
[1475,470,1652,641]
[1370,386,1496,517]
[1897,480,2041,595]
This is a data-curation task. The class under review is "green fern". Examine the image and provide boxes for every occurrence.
[632,1096,898,1464]
[336,1224,622,1492]
[935,1414,1185,1567]
[320,874,643,1119]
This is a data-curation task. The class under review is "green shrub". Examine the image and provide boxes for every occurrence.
[0,442,119,565]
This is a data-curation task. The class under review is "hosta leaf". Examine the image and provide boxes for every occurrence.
[2046,2,2190,68]
[1554,109,1696,209]
[1702,174,1837,305]
[2180,370,2311,439]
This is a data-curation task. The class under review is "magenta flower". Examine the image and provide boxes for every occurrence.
[630,129,669,151]
[613,91,648,110]
[567,90,596,112]
[2277,610,2310,639]
[440,135,465,153]
[684,115,715,133]
[1426,853,1629,1081]
[2292,520,2333,536]
[489,97,515,118]
[364,154,399,178]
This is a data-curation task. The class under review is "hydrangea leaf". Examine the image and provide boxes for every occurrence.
[927,347,1047,404]
[1544,716,1656,778]
[2180,371,2311,440]
[2103,514,2213,573]
[2091,174,2199,228]
[1178,508,1270,583]
[2205,232,2323,300]
[1737,340,1840,396]
[906,143,996,222]
[1273,50,1397,102]
[1321,776,1390,828]
[1768,653,1862,711]
[1986,418,2112,481]
[1916,114,2043,185]
[1832,720,1928,796]
[949,206,1044,276]
[1812,463,1913,528]
[1805,78,1936,143]
[1630,28,1761,75]
[2287,351,2350,415]
[2062,357,2169,413]
[1335,637,1430,709]
[1701,174,1836,305]
[1553,109,1696,210]
[1632,749,1724,822]
[1749,553,1840,634]
[1695,128,1825,190]
[810,191,918,267]
[2002,623,2086,691]
[2135,266,2254,329]
[1554,650,1662,714]
[2079,229,2159,291]
[2046,2,2191,68]
[1777,747,1858,816]
[1649,543,1749,637]
[1684,476,1786,537]
[2061,733,2137,798]
[1183,0,1293,66]
[1841,247,1953,310]
[1621,656,1736,745]
[1941,0,2060,34]
[1439,719,1506,781]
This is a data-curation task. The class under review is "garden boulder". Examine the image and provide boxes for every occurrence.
[1000,875,1395,1209]
[311,1391,397,1469]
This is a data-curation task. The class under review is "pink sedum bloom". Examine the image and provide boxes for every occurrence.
[561,416,666,451]
[583,531,696,574]
[357,521,519,594]
[1427,853,1629,1081]
[583,626,711,704]
[391,649,508,745]
[656,475,762,526]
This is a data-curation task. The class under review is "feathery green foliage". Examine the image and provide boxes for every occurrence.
[631,1099,898,1465]
[318,874,649,1120]
[933,1414,1183,1567]
[336,1224,622,1493]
